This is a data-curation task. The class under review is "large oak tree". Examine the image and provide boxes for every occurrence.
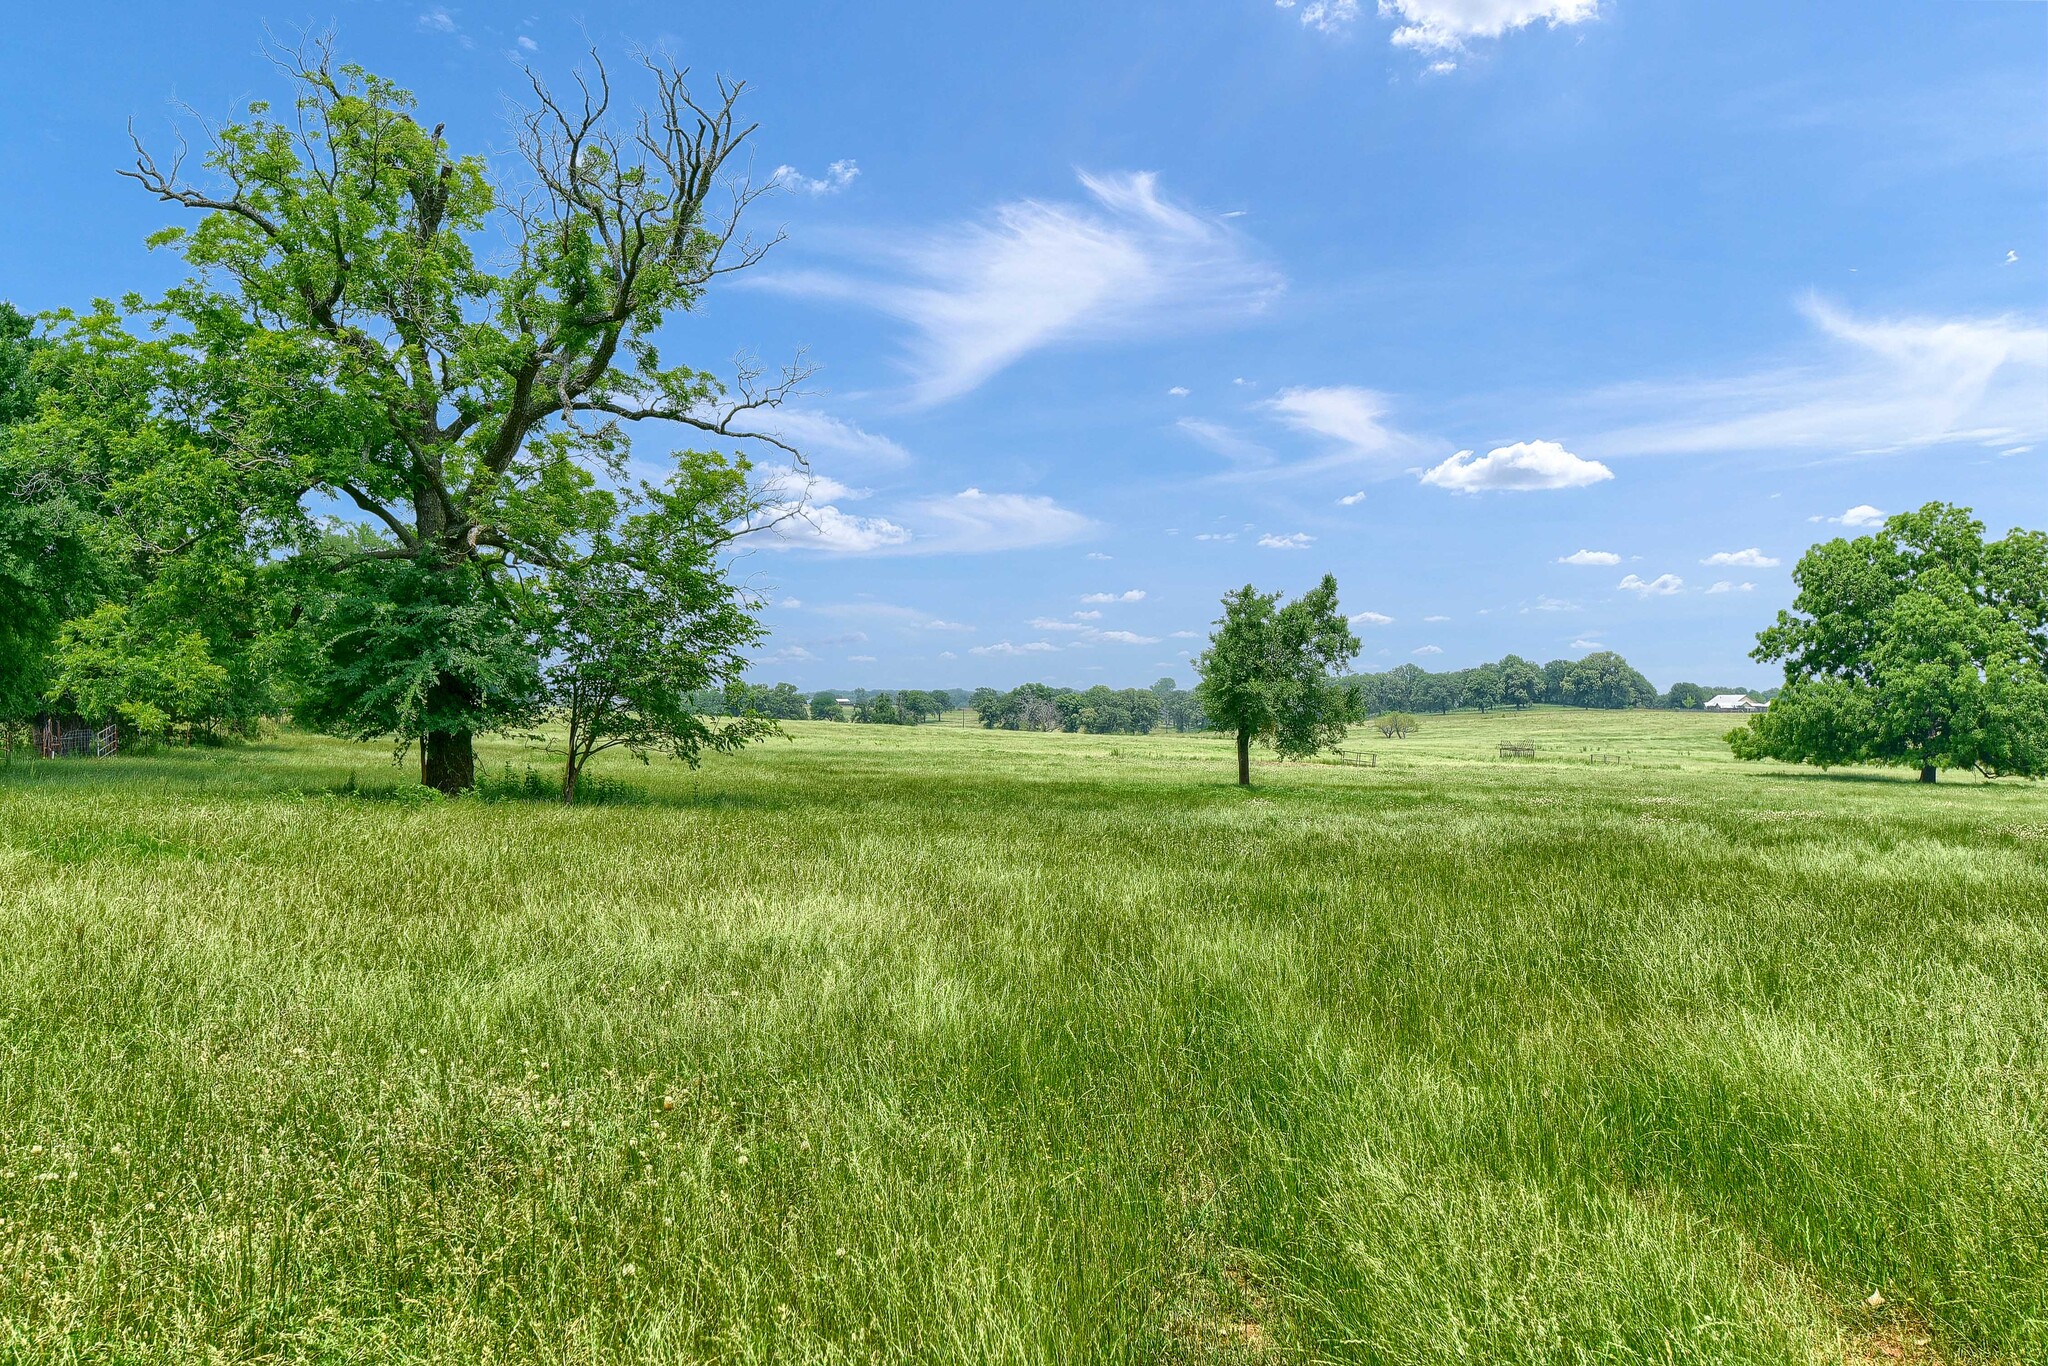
[1730,503,2048,782]
[102,41,801,789]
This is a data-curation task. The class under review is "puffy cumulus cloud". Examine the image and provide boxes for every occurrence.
[1569,637,1603,650]
[1258,532,1316,550]
[1275,1,1362,34]
[1381,0,1601,52]
[1619,573,1684,596]
[1349,610,1394,625]
[1073,610,1103,620]
[1702,547,1780,568]
[772,160,859,195]
[970,640,1061,657]
[1412,644,1443,655]
[1559,548,1620,565]
[1421,440,1614,493]
[1705,581,1757,594]
[1082,589,1147,603]
[1167,385,1190,397]
[755,171,1281,405]
[1339,490,1367,506]
[1811,504,1886,527]
[769,503,913,554]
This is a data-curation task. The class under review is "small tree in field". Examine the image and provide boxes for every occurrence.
[1374,711,1417,739]
[1197,575,1361,786]
[542,469,770,804]
[1730,502,2048,782]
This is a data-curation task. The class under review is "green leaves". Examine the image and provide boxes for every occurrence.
[1734,502,2048,779]
[1197,574,1363,777]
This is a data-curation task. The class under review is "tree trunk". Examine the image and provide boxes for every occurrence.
[1237,728,1251,787]
[561,761,580,806]
[421,729,474,794]
[1919,764,1937,784]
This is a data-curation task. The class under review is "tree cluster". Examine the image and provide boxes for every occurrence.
[969,679,1200,735]
[0,46,803,800]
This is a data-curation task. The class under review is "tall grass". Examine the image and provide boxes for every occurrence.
[0,712,2042,1362]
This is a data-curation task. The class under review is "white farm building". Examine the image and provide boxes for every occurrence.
[1703,693,1766,714]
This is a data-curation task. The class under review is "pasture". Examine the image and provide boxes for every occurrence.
[0,711,2043,1363]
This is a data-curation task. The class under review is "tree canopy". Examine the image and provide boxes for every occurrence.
[1729,502,2048,781]
[28,42,801,788]
[1197,575,1361,786]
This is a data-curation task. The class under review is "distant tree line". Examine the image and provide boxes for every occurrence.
[970,679,1206,734]
[1347,653,1769,715]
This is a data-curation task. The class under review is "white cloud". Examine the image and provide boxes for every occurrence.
[1421,440,1614,493]
[1086,551,1113,560]
[1028,617,1092,632]
[2006,250,2019,266]
[1705,581,1757,594]
[1196,532,1237,543]
[1258,532,1316,550]
[516,35,538,52]
[756,171,1281,405]
[908,488,1095,552]
[1413,644,1443,655]
[1073,610,1102,620]
[1812,504,1886,527]
[848,654,877,663]
[1262,385,1423,470]
[1094,630,1159,645]
[418,8,457,33]
[1168,385,1190,397]
[1081,590,1147,603]
[970,640,1062,657]
[1702,547,1780,568]
[1169,630,1200,639]
[772,160,860,196]
[1339,490,1367,505]
[1558,548,1620,565]
[1590,298,2048,460]
[1177,418,1273,468]
[1528,596,1577,612]
[1275,0,1363,33]
[769,503,913,554]
[1569,637,1603,650]
[778,597,803,609]
[1618,573,1684,596]
[1380,0,1602,52]
[1349,610,1394,626]
[761,411,912,467]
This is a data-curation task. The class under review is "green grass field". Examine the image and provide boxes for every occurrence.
[1,711,2044,1363]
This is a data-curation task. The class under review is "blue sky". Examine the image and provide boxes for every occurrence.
[6,1,2045,690]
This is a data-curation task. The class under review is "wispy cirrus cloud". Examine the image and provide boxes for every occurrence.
[761,410,912,467]
[1558,549,1619,565]
[766,485,1094,555]
[1587,298,2048,460]
[754,171,1281,405]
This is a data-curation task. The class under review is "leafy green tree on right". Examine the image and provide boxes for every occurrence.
[1729,502,2048,782]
